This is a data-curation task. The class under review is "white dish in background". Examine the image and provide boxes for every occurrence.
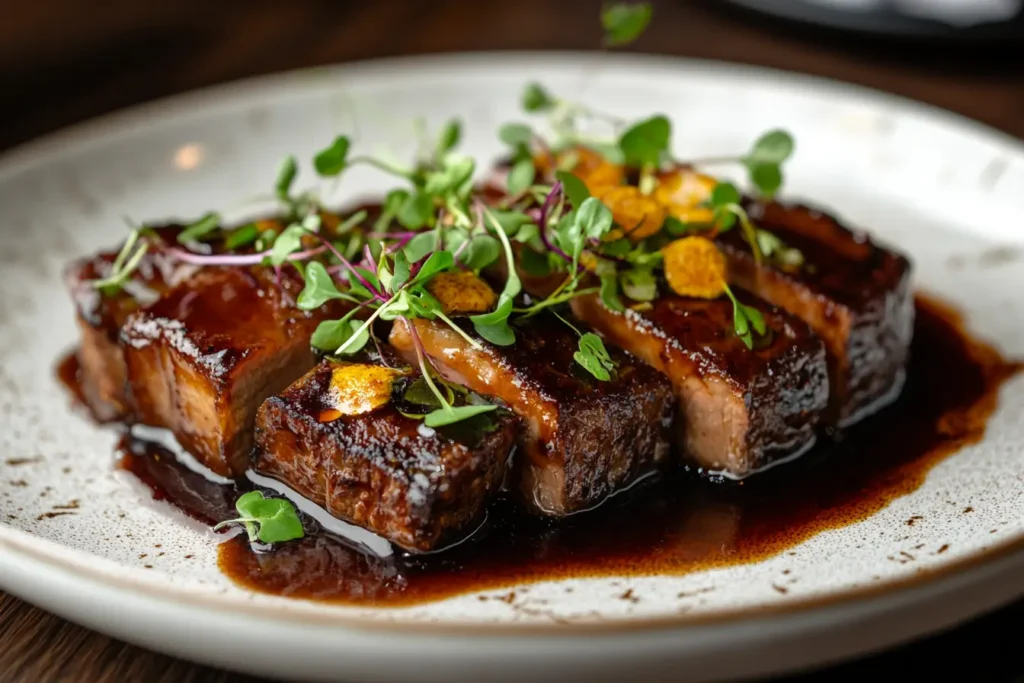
[0,53,1023,683]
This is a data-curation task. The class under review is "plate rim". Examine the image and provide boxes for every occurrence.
[1,50,1023,637]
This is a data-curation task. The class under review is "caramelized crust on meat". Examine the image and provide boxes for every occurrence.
[121,267,339,477]
[389,315,674,515]
[717,201,913,425]
[254,360,516,552]
[62,227,193,420]
[571,290,828,477]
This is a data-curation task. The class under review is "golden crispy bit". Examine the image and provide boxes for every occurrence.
[535,146,625,194]
[662,236,728,299]
[579,251,600,273]
[569,147,624,194]
[579,161,625,195]
[597,186,667,243]
[326,364,403,417]
[426,271,498,315]
[654,169,718,225]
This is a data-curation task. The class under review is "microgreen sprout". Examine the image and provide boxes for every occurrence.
[724,284,768,350]
[601,2,654,47]
[91,225,149,295]
[213,491,304,544]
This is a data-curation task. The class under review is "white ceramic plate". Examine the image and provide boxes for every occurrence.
[1,53,1023,683]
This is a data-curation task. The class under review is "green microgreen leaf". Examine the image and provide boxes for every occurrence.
[93,227,149,295]
[748,163,783,198]
[620,267,658,301]
[275,156,299,199]
[555,170,591,208]
[575,196,615,242]
[573,332,617,381]
[461,234,502,270]
[213,491,304,544]
[391,251,411,291]
[746,129,795,166]
[269,224,306,266]
[403,232,439,263]
[397,192,436,230]
[601,237,632,257]
[756,229,804,269]
[314,136,351,177]
[506,157,536,195]
[663,216,698,237]
[435,119,462,160]
[499,123,534,148]
[601,2,653,47]
[176,212,221,244]
[599,272,625,312]
[522,82,556,113]
[709,182,742,231]
[423,403,498,428]
[403,376,444,408]
[310,308,362,352]
[297,262,351,310]
[618,115,671,168]
[411,250,455,286]
[334,209,368,236]
[224,223,261,250]
[375,189,410,232]
[471,208,523,346]
[490,209,534,236]
[724,285,767,350]
[424,154,475,195]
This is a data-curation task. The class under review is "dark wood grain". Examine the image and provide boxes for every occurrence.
[2,0,1022,680]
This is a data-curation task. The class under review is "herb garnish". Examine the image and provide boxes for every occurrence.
[91,224,149,295]
[601,2,654,47]
[214,491,304,544]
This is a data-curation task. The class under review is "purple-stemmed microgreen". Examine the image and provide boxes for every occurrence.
[401,316,496,428]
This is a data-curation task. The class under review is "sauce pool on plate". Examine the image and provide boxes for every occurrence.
[57,295,1023,606]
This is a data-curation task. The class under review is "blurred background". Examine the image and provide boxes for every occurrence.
[1,0,1023,153]
[1,0,1022,681]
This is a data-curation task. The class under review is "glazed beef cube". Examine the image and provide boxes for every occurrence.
[571,290,828,477]
[62,229,192,420]
[254,359,516,552]
[389,314,674,516]
[120,266,337,477]
[717,201,913,425]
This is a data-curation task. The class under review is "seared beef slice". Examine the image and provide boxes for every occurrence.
[389,315,674,515]
[571,290,828,477]
[717,201,913,425]
[254,360,516,552]
[121,267,334,477]
[63,234,192,420]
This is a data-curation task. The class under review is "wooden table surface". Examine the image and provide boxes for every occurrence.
[2,1,1022,680]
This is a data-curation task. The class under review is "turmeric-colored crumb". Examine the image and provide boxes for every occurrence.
[535,146,624,195]
[577,160,625,195]
[654,169,717,225]
[327,364,403,417]
[661,236,728,299]
[597,186,667,242]
[318,409,343,423]
[426,271,498,315]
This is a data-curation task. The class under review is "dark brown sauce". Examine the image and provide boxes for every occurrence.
[59,296,1023,607]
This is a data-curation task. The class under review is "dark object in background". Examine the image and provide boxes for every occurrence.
[717,0,1024,42]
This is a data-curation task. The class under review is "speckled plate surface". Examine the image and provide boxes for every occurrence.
[1,54,1023,683]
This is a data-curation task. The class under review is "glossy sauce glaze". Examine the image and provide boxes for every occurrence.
[58,296,1022,607]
